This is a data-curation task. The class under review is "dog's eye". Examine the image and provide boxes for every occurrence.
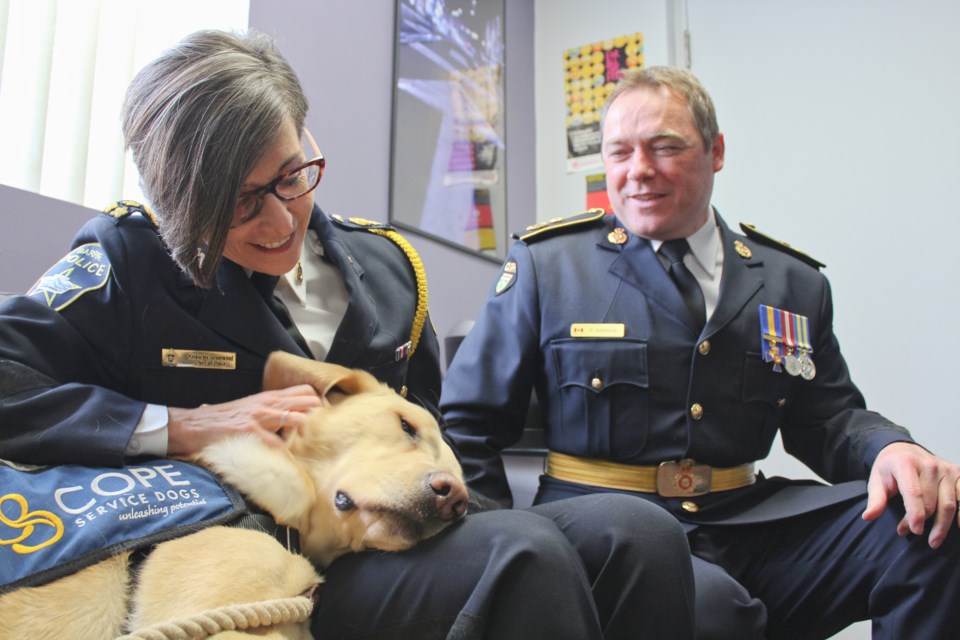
[335,491,356,511]
[401,419,418,438]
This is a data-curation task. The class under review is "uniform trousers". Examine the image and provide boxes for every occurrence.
[310,494,695,639]
[536,482,769,640]
[690,497,960,639]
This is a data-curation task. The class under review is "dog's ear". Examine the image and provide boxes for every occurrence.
[263,351,383,402]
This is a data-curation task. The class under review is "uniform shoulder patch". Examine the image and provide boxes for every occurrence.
[494,259,518,295]
[514,208,606,243]
[26,243,111,311]
[739,223,826,270]
[102,200,159,228]
[330,214,395,232]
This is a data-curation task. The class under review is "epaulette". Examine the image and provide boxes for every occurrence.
[102,200,159,228]
[330,214,394,232]
[740,223,826,270]
[514,208,606,243]
[330,214,428,360]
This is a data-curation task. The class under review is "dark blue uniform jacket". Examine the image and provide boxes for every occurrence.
[441,212,911,523]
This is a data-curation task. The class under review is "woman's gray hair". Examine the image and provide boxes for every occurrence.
[122,29,308,287]
[600,66,719,152]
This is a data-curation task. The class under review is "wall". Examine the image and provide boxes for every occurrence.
[250,0,536,364]
[0,184,94,294]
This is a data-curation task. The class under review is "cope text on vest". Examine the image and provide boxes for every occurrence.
[54,464,200,528]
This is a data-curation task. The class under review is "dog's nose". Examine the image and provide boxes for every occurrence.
[428,472,468,520]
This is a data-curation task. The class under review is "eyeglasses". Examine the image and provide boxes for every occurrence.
[230,154,325,228]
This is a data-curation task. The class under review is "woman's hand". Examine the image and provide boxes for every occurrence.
[165,384,322,457]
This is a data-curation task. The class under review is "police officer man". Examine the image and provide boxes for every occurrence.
[441,66,960,639]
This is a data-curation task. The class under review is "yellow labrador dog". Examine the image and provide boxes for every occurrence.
[0,352,467,639]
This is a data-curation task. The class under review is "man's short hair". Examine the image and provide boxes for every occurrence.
[600,66,719,152]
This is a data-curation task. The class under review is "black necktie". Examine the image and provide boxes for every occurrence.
[659,239,706,330]
[250,272,314,358]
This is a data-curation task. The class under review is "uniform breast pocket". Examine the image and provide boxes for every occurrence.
[549,339,649,458]
[139,365,262,407]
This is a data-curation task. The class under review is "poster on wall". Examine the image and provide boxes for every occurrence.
[388,0,507,261]
[565,32,644,173]
[585,173,612,213]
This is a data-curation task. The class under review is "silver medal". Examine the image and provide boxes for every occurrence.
[783,353,801,376]
[798,353,816,380]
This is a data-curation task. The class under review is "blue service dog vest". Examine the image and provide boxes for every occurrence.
[0,459,245,593]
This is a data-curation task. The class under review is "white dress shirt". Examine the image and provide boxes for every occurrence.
[649,207,724,321]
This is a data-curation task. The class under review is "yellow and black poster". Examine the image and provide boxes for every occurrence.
[564,32,644,172]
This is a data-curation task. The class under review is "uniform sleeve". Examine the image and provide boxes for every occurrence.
[0,218,147,467]
[441,242,543,507]
[779,276,912,482]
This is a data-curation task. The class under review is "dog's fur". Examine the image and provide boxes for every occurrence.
[0,353,467,639]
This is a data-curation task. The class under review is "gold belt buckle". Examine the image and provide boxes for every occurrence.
[657,459,712,497]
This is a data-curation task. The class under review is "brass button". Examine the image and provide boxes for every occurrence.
[698,340,711,355]
[400,385,408,398]
[690,403,704,420]
[591,377,602,390]
[681,501,699,513]
[777,397,786,408]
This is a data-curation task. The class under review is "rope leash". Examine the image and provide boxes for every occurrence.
[117,594,314,640]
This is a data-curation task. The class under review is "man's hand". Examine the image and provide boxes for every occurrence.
[166,384,322,457]
[863,441,960,549]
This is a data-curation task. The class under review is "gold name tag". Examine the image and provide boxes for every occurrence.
[161,349,236,370]
[570,323,625,338]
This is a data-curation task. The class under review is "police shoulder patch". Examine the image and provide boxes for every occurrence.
[739,223,826,270]
[27,243,112,311]
[515,208,606,243]
[494,259,518,296]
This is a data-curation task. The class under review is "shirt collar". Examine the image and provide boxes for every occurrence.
[685,207,720,277]
[648,207,720,277]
